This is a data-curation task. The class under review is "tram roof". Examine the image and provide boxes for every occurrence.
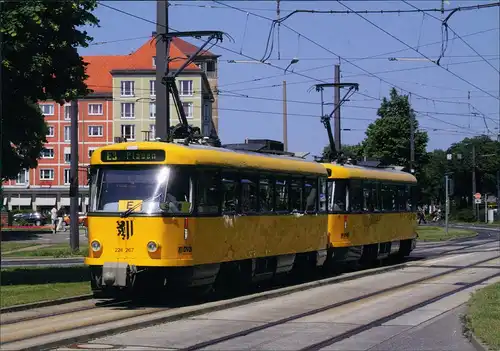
[90,141,328,175]
[322,163,417,183]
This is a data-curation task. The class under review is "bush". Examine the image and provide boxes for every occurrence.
[451,208,476,222]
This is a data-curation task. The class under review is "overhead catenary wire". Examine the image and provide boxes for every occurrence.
[96,2,488,138]
[402,0,500,74]
[211,0,499,118]
[336,0,500,102]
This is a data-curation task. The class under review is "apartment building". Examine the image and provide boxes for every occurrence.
[2,36,218,213]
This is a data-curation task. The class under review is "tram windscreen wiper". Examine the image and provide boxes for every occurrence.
[120,193,162,218]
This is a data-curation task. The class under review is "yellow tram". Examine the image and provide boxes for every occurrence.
[322,163,418,267]
[85,141,418,296]
[85,141,329,295]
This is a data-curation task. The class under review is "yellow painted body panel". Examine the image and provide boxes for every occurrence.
[322,163,418,183]
[85,214,328,267]
[90,142,327,176]
[328,213,417,248]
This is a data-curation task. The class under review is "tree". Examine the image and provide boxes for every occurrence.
[445,135,500,207]
[418,149,447,204]
[360,88,429,176]
[322,143,363,161]
[1,0,99,180]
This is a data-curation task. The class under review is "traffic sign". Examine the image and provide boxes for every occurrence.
[474,193,482,200]
[475,199,482,204]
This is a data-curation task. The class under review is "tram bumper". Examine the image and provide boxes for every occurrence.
[102,262,136,287]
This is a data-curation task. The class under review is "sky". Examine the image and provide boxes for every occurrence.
[78,0,500,158]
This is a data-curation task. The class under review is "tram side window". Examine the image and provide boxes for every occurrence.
[349,180,363,212]
[404,185,412,211]
[372,182,380,211]
[241,175,258,213]
[380,184,395,211]
[319,178,328,213]
[259,176,274,213]
[363,182,377,212]
[397,185,408,211]
[222,173,239,213]
[328,179,348,212]
[304,178,318,213]
[410,185,417,211]
[275,178,288,212]
[290,179,303,212]
[197,170,220,214]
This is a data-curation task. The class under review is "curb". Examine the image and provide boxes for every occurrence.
[0,294,93,314]
[470,332,490,351]
[2,262,410,350]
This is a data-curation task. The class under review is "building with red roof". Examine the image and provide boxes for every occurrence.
[2,36,219,214]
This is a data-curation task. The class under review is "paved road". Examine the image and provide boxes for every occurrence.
[53,241,499,351]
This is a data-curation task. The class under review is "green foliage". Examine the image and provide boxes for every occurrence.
[361,88,429,175]
[418,149,447,204]
[322,143,363,161]
[1,0,99,180]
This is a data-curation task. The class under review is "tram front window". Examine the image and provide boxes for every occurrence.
[91,166,192,214]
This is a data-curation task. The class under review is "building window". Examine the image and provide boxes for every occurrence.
[121,124,135,141]
[16,170,29,184]
[149,102,156,119]
[40,148,54,158]
[88,103,103,115]
[88,125,103,137]
[64,126,71,141]
[120,103,135,118]
[206,60,216,72]
[88,148,96,158]
[182,102,193,118]
[47,126,55,137]
[203,103,211,121]
[40,104,54,115]
[179,80,193,96]
[149,124,156,140]
[64,169,70,185]
[152,56,156,68]
[150,80,156,96]
[40,169,54,180]
[64,153,71,163]
[64,105,71,120]
[120,81,135,97]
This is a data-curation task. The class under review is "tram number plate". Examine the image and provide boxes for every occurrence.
[178,246,192,254]
[341,232,350,239]
[115,248,134,253]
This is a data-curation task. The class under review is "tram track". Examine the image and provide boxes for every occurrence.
[179,254,499,351]
[1,239,497,350]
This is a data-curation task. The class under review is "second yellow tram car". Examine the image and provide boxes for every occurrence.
[322,163,418,267]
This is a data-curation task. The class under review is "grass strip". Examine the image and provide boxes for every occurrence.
[1,266,91,308]
[464,282,500,351]
[1,242,41,253]
[416,226,476,241]
[2,243,88,257]
[0,282,91,308]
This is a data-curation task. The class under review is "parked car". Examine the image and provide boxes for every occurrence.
[62,212,88,228]
[12,212,49,226]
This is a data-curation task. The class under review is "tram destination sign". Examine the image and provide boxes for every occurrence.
[101,150,166,162]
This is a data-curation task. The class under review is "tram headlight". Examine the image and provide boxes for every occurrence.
[91,240,101,252]
[147,241,159,253]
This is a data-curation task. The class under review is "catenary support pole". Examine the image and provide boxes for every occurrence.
[334,64,341,152]
[472,144,477,220]
[283,80,287,151]
[70,100,79,251]
[445,174,449,235]
[156,0,169,141]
